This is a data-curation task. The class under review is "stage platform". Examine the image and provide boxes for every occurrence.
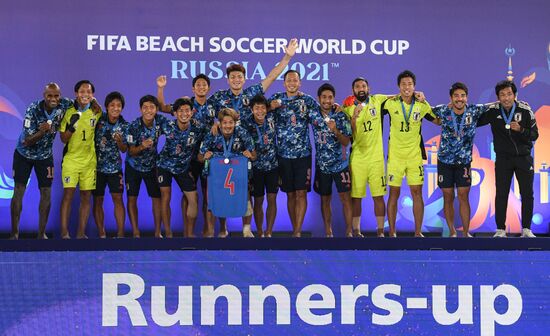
[2,235,550,251]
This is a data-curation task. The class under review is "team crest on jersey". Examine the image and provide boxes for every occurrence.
[208,105,216,117]
[90,119,96,127]
[464,114,472,125]
[412,112,420,121]
[370,108,376,116]
[232,138,241,151]
[242,96,250,106]
[24,119,31,128]
[126,135,133,143]
[514,113,522,122]
[187,136,195,146]
[299,100,307,113]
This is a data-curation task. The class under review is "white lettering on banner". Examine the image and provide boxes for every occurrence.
[370,39,410,55]
[87,35,131,51]
[101,273,523,335]
[171,60,331,81]
[86,35,410,55]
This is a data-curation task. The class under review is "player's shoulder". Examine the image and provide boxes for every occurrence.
[517,100,532,111]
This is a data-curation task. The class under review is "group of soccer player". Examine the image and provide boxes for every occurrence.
[9,38,540,239]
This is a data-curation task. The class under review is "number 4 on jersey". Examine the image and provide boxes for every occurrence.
[224,168,235,195]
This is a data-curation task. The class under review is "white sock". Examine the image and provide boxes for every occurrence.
[243,224,251,232]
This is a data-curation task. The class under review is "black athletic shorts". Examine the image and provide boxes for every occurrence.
[437,161,472,189]
[157,167,196,192]
[251,167,279,197]
[313,166,352,196]
[124,162,161,198]
[278,155,311,193]
[93,171,124,196]
[189,159,207,189]
[12,149,53,188]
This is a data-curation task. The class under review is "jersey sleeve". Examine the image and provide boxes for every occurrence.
[125,122,138,146]
[336,112,352,137]
[199,133,214,154]
[22,104,39,137]
[421,102,436,121]
[59,108,73,132]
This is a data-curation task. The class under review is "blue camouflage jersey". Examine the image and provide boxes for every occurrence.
[209,83,264,121]
[311,109,351,173]
[199,126,255,157]
[124,114,169,172]
[191,96,217,127]
[241,113,278,171]
[269,92,318,159]
[433,104,487,165]
[157,119,208,174]
[16,98,73,160]
[94,113,129,173]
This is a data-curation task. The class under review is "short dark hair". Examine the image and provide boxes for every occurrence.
[139,95,159,109]
[249,94,268,109]
[226,64,246,77]
[192,74,210,87]
[173,97,193,112]
[74,80,95,93]
[495,80,517,96]
[283,69,301,81]
[352,77,369,88]
[397,70,416,86]
[317,83,336,98]
[104,91,125,109]
[449,82,468,97]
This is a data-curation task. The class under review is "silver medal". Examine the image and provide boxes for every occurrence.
[47,120,52,125]
[224,158,229,164]
[505,124,511,130]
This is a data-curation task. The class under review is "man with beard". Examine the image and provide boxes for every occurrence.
[342,78,389,237]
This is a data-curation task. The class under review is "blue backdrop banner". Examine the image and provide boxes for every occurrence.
[0,250,548,335]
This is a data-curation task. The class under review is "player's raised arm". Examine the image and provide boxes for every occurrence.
[261,38,298,92]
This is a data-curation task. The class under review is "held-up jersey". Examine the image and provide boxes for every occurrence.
[209,83,264,121]
[311,109,351,174]
[60,106,101,170]
[383,97,436,161]
[157,119,207,174]
[269,92,318,159]
[124,114,169,172]
[433,104,487,165]
[240,113,278,171]
[342,94,388,163]
[95,114,129,174]
[207,155,249,218]
[16,98,73,160]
